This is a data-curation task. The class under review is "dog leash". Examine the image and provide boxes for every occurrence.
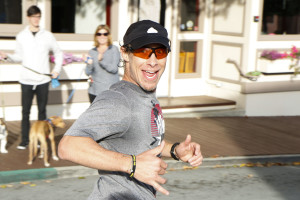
[23,66,60,88]
[21,64,85,117]
[65,67,85,104]
[23,66,52,76]
[25,64,85,115]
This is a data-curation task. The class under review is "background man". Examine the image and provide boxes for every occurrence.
[0,5,63,149]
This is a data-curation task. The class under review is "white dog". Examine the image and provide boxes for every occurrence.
[0,118,8,153]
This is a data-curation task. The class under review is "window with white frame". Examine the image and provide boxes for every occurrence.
[179,41,198,73]
[177,0,204,77]
[0,0,33,37]
[51,0,107,34]
[0,0,22,24]
[0,0,110,39]
[180,0,201,32]
[262,0,300,35]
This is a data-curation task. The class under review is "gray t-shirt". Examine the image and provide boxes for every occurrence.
[65,80,165,199]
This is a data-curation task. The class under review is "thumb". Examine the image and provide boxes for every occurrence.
[184,134,192,146]
[151,140,165,156]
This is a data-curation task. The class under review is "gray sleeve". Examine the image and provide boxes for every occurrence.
[64,90,131,141]
[99,45,120,74]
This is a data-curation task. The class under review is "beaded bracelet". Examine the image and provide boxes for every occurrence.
[129,155,136,178]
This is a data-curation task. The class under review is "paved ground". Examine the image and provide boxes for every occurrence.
[1,164,300,200]
[0,116,300,184]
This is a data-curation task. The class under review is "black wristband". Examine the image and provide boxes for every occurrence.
[129,155,136,178]
[170,142,180,161]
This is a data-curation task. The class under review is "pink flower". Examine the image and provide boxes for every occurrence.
[50,55,55,63]
[290,53,296,58]
[281,52,288,58]
[292,46,298,54]
[50,53,83,65]
[261,46,299,60]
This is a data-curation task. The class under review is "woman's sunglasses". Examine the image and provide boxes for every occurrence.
[132,47,169,59]
[96,33,108,36]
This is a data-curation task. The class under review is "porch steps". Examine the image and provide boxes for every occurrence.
[158,95,243,118]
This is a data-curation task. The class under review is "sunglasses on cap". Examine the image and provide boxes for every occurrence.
[96,32,108,36]
[132,47,169,59]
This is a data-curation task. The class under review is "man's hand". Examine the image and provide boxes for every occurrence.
[0,51,8,60]
[51,71,59,79]
[134,141,169,196]
[176,134,203,167]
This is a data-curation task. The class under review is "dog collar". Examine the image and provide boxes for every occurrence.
[45,118,53,126]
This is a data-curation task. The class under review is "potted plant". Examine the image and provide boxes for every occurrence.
[258,46,300,74]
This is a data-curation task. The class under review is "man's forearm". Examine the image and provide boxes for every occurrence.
[58,136,132,173]
[161,141,174,158]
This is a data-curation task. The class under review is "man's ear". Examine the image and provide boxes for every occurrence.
[123,54,129,62]
[121,47,130,62]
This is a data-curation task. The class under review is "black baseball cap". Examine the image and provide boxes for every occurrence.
[123,20,171,51]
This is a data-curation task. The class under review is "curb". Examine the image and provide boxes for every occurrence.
[1,154,300,184]
[166,154,300,170]
[0,168,58,184]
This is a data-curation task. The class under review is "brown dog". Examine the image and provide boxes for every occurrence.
[27,116,65,167]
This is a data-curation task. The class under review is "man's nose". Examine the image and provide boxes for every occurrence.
[147,52,158,67]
